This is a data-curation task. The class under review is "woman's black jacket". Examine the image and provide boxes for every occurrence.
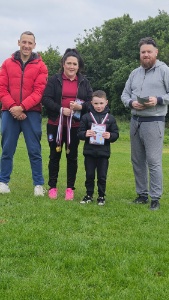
[42,72,93,121]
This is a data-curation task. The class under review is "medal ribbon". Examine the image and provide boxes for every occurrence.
[90,112,109,124]
[56,108,73,153]
[66,111,73,153]
[56,107,64,146]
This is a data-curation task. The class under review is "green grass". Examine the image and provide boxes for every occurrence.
[1,118,169,299]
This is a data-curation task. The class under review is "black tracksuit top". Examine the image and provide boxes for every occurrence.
[78,105,119,158]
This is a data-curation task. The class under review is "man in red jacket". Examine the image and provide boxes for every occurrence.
[0,31,48,196]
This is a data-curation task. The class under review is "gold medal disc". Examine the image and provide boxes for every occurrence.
[56,146,61,152]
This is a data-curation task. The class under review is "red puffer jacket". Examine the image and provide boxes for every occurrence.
[0,51,48,112]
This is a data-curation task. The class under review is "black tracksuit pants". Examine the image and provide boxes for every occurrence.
[84,155,109,197]
[47,124,79,189]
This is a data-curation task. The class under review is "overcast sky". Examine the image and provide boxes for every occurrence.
[0,0,169,65]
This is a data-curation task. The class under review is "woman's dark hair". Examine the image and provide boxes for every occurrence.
[60,48,84,73]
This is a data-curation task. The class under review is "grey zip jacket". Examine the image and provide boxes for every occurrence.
[121,60,169,117]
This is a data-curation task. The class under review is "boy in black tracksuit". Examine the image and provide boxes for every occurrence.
[77,90,119,205]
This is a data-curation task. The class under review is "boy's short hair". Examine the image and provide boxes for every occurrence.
[92,90,107,99]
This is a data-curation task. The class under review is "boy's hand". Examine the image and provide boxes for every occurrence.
[86,130,96,137]
[102,132,110,139]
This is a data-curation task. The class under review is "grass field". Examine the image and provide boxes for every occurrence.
[1,118,169,299]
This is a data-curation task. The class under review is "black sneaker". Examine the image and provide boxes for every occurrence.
[150,200,160,211]
[80,195,93,204]
[97,197,105,206]
[133,195,148,204]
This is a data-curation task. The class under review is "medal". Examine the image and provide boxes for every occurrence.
[55,108,73,155]
[56,146,61,152]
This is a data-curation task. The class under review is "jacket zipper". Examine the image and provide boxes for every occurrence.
[20,68,24,103]
[19,60,36,103]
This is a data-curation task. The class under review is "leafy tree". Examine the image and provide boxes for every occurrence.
[75,11,169,117]
[39,11,169,117]
[39,46,61,116]
[75,15,134,116]
[39,45,61,77]
[75,26,104,89]
[106,58,138,116]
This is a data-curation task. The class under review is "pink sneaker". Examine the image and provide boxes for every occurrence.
[48,188,58,199]
[65,188,74,200]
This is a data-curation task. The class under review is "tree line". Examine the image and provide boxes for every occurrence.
[40,10,169,118]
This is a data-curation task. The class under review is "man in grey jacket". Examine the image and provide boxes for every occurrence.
[121,37,169,210]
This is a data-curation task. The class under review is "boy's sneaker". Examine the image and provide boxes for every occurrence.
[97,197,105,206]
[65,188,74,200]
[48,188,58,199]
[80,195,93,204]
[133,195,148,204]
[150,200,160,211]
[0,182,10,194]
[34,185,45,196]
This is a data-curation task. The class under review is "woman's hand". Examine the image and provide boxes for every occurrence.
[63,107,72,116]
[70,101,82,111]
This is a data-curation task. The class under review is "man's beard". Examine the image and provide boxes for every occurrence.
[141,58,156,69]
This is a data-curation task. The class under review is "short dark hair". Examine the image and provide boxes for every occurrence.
[60,48,84,73]
[138,37,157,48]
[92,90,107,99]
[20,31,35,41]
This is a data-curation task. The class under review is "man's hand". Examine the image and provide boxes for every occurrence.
[132,101,146,110]
[144,96,157,107]
[9,106,23,118]
[16,113,27,120]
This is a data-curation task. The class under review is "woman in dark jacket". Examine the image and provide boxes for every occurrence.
[42,48,92,200]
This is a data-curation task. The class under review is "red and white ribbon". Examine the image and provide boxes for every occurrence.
[56,108,64,147]
[66,111,73,151]
[56,108,73,151]
[90,112,109,124]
